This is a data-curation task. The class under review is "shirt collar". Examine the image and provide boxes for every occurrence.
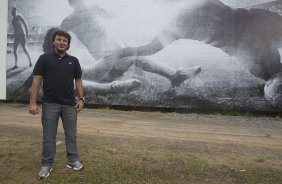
[52,51,68,59]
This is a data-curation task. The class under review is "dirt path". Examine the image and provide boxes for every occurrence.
[1,103,282,169]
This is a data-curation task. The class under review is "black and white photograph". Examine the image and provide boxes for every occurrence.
[6,0,282,111]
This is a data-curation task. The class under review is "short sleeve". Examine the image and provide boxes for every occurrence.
[33,54,46,76]
[74,58,82,79]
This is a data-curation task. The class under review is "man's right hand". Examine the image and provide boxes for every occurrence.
[29,104,40,115]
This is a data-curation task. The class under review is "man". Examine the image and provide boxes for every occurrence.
[61,0,201,91]
[13,0,201,97]
[15,0,282,98]
[29,29,84,179]
[11,7,32,69]
[114,0,282,81]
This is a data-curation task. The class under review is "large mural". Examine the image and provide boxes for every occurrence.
[6,0,282,111]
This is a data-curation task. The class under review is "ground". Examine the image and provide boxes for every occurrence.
[0,103,282,183]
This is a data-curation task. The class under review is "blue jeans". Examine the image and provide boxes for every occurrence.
[41,102,79,166]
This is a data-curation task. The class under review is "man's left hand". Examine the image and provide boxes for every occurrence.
[75,100,84,112]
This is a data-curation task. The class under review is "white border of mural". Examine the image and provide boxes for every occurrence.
[0,0,8,99]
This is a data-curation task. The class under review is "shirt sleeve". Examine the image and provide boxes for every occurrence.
[74,57,82,79]
[33,54,45,76]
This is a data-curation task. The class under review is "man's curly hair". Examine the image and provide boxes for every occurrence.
[42,27,59,54]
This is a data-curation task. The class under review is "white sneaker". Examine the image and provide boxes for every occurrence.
[38,166,53,179]
[67,160,84,171]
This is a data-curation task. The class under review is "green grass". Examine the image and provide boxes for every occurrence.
[0,127,282,184]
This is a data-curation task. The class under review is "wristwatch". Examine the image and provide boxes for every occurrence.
[79,97,85,102]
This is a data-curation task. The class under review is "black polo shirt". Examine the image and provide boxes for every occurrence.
[33,52,82,105]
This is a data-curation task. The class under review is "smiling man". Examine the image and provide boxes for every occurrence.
[29,29,84,179]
